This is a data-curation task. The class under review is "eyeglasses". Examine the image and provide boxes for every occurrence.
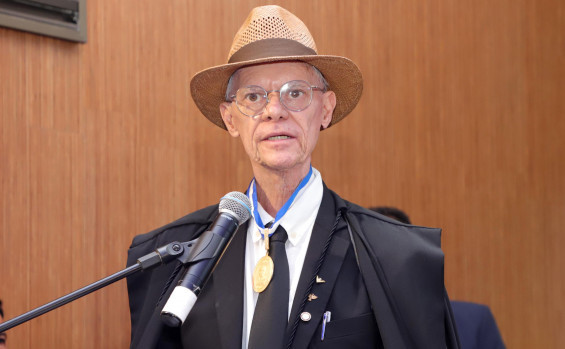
[228,80,326,118]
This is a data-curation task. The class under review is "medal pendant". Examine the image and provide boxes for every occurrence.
[252,255,274,293]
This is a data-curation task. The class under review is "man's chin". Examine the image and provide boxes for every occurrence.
[257,158,309,173]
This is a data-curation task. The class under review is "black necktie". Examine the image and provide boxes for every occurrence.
[248,225,289,349]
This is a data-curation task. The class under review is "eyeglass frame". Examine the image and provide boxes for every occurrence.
[227,80,327,118]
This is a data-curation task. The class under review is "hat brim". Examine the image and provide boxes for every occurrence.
[190,55,363,130]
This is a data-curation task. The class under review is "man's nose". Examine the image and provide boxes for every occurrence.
[261,92,289,121]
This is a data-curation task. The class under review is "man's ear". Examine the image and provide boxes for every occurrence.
[320,91,337,129]
[220,102,240,137]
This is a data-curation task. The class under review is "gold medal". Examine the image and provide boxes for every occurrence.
[252,255,274,292]
[253,228,274,293]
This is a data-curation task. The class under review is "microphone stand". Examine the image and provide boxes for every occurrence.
[0,239,198,333]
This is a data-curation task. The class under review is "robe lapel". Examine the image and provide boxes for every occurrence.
[287,186,350,348]
[211,222,248,349]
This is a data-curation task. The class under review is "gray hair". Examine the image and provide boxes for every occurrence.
[225,63,330,101]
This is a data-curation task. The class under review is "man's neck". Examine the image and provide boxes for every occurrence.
[252,164,311,217]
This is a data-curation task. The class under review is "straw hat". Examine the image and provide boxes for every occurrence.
[190,5,363,130]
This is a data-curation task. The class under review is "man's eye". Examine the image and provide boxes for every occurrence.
[288,89,305,99]
[245,93,262,102]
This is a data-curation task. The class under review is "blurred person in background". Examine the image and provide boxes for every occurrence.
[0,300,7,348]
[370,206,506,349]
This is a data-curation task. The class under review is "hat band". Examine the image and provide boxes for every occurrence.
[228,38,317,64]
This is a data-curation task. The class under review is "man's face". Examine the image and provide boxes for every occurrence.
[220,62,336,173]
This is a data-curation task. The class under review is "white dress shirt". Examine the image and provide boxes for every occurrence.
[241,167,324,349]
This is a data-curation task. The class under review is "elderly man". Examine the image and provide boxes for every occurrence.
[127,5,459,349]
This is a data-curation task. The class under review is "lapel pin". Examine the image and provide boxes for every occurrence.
[300,312,312,322]
[316,275,326,284]
[308,293,318,301]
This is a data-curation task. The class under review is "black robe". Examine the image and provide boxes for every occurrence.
[126,185,460,348]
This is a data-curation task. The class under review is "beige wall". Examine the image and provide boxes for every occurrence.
[1,0,563,347]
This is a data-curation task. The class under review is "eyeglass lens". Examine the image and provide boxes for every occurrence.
[234,80,318,117]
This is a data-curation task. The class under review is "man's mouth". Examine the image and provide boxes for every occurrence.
[267,135,292,141]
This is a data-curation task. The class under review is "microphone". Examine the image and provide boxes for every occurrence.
[160,191,252,327]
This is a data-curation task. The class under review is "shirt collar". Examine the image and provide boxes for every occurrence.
[250,168,323,246]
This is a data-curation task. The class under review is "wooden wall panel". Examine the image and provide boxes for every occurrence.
[1,0,563,348]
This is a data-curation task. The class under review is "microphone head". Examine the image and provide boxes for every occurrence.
[219,192,252,225]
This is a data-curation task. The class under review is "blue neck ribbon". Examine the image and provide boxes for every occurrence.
[249,165,313,238]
